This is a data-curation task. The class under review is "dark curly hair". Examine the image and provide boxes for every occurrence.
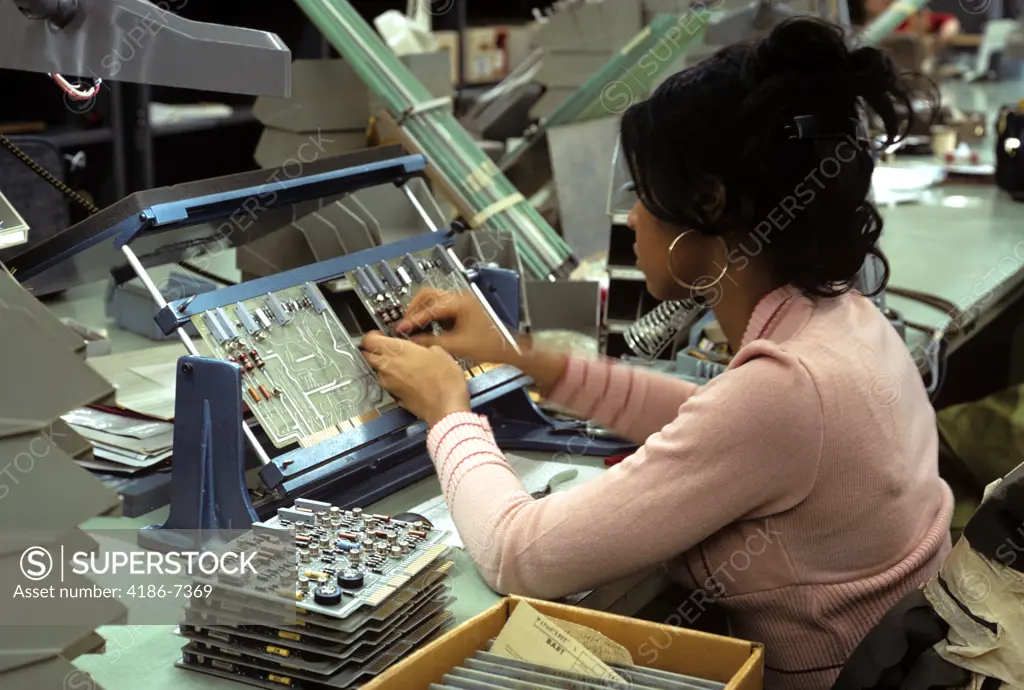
[620,17,920,298]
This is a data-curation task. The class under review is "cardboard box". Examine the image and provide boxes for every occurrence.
[362,596,764,690]
[464,26,511,84]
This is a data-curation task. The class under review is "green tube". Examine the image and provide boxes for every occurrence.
[295,0,576,280]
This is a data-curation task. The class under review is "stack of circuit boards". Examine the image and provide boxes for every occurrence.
[190,244,488,451]
[176,498,456,689]
[430,643,728,690]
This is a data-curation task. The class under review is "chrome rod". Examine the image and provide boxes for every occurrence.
[120,246,273,466]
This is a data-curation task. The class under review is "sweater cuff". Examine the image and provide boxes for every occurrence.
[426,411,492,457]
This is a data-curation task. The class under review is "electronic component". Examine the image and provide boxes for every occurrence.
[278,507,315,524]
[313,584,342,606]
[337,570,364,590]
[377,261,402,291]
[365,267,387,296]
[204,307,238,344]
[337,539,359,552]
[235,302,260,335]
[402,253,427,283]
[433,245,459,274]
[253,307,273,331]
[266,293,291,326]
[352,267,377,297]
[303,282,329,314]
[192,284,393,449]
[178,501,455,689]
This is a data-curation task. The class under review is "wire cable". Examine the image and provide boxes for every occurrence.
[48,74,102,101]
[0,133,99,214]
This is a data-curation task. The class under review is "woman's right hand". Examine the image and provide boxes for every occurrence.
[394,288,524,366]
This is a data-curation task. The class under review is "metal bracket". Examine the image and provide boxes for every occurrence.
[0,0,291,96]
[137,356,258,552]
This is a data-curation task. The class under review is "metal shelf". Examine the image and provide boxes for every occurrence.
[608,266,645,281]
[152,106,257,137]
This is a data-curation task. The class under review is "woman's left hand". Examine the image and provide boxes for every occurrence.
[361,331,470,427]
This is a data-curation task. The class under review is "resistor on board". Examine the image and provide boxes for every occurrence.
[248,387,261,403]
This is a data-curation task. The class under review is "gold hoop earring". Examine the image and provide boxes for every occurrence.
[666,231,729,291]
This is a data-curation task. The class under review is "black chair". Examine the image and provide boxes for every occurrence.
[832,463,1024,690]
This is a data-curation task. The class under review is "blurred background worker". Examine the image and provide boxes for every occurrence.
[851,0,962,47]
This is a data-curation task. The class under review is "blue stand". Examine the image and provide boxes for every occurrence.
[479,387,636,456]
[138,356,258,552]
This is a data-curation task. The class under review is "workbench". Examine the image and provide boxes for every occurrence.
[60,79,1023,690]
[71,452,670,690]
[881,81,1024,355]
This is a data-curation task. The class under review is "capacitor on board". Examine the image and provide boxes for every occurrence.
[366,269,387,297]
[378,261,402,290]
[402,253,428,283]
[353,267,378,297]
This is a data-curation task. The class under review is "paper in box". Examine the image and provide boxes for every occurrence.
[362,595,764,690]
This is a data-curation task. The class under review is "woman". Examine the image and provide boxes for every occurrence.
[362,18,952,690]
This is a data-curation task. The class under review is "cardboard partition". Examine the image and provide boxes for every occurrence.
[363,595,764,690]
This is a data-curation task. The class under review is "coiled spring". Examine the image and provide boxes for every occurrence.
[623,299,701,360]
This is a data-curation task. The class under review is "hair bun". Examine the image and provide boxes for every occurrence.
[751,17,849,78]
[845,46,899,91]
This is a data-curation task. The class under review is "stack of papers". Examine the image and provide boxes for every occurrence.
[86,344,192,420]
[62,407,173,475]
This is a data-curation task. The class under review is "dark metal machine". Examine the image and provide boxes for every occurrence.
[0,0,291,96]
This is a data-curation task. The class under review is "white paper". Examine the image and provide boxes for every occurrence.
[491,601,626,682]
[130,363,182,390]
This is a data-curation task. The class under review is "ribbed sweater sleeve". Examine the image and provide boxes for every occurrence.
[425,349,823,599]
[544,355,703,443]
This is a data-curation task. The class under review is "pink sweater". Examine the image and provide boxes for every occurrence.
[426,285,953,690]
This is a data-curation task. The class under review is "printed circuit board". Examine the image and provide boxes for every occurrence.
[177,499,456,689]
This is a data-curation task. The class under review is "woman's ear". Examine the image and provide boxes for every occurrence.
[699,179,727,222]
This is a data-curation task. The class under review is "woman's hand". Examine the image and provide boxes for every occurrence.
[395,287,570,395]
[361,330,470,427]
[394,288,522,365]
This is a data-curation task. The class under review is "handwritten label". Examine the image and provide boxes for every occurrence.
[490,602,625,682]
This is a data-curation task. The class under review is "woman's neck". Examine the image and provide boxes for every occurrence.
[712,270,782,352]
